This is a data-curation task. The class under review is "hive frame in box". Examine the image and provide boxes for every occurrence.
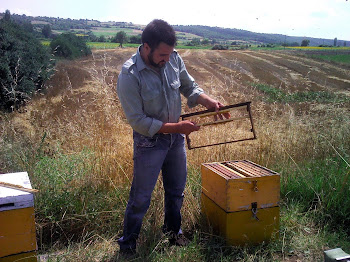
[180,101,257,150]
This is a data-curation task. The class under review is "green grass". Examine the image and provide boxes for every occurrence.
[41,40,50,46]
[251,82,350,104]
[31,156,350,261]
[31,149,129,250]
[288,47,350,51]
[310,54,350,64]
[279,156,350,234]
[87,42,120,49]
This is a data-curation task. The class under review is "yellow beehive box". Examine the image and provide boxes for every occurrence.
[201,160,280,212]
[201,193,279,246]
[201,160,280,246]
[0,172,37,261]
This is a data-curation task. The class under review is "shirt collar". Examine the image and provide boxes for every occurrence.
[136,45,148,71]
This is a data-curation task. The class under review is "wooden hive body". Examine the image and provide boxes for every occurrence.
[0,172,37,261]
[201,160,280,246]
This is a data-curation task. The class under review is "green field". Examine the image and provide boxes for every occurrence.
[289,47,350,64]
[90,26,142,37]
[309,53,350,64]
[87,42,121,49]
[42,40,212,50]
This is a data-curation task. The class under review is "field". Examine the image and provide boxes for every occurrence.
[90,26,143,37]
[49,25,202,45]
[1,47,349,261]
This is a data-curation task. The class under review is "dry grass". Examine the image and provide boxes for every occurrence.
[1,48,349,261]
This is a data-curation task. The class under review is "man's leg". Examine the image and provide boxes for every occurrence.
[161,133,187,235]
[118,133,168,250]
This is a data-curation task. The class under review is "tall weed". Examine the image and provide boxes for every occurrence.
[280,156,350,233]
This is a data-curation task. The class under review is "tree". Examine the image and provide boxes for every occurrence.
[98,35,106,42]
[50,33,91,59]
[87,33,98,42]
[334,37,338,47]
[0,14,54,110]
[129,35,141,44]
[201,38,210,45]
[4,9,11,21]
[114,31,127,47]
[301,39,310,47]
[42,24,52,38]
[191,38,201,46]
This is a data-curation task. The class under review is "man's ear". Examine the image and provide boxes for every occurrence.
[143,43,151,53]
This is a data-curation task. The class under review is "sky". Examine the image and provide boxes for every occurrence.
[1,0,349,40]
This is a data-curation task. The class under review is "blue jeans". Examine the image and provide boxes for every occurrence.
[118,131,187,250]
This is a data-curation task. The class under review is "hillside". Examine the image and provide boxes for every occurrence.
[1,12,346,46]
[173,25,344,46]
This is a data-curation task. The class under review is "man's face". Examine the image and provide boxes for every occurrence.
[146,42,174,68]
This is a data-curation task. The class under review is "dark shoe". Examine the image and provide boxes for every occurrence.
[169,233,190,247]
[119,248,137,259]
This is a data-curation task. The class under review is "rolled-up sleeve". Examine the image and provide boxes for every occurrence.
[178,55,204,108]
[117,70,163,137]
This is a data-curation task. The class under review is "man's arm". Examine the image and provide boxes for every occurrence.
[157,120,200,136]
[157,93,228,136]
[117,69,163,137]
[196,93,224,111]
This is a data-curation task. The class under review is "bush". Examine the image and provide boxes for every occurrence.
[0,14,54,110]
[301,39,310,47]
[50,32,91,59]
[129,34,141,44]
[212,44,228,50]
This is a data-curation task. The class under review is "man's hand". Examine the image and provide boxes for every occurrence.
[158,120,200,136]
[196,94,230,119]
[177,120,200,136]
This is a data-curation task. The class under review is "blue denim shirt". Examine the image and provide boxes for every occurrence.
[117,47,204,137]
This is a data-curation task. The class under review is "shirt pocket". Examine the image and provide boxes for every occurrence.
[140,82,161,101]
[166,63,181,90]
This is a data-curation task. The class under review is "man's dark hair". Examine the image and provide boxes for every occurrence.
[141,19,177,50]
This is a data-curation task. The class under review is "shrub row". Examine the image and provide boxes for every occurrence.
[0,11,91,111]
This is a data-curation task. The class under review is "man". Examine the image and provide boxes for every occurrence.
[116,19,227,254]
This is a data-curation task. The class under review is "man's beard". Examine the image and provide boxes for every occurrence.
[148,51,166,68]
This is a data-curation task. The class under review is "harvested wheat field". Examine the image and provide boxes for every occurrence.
[1,47,349,261]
